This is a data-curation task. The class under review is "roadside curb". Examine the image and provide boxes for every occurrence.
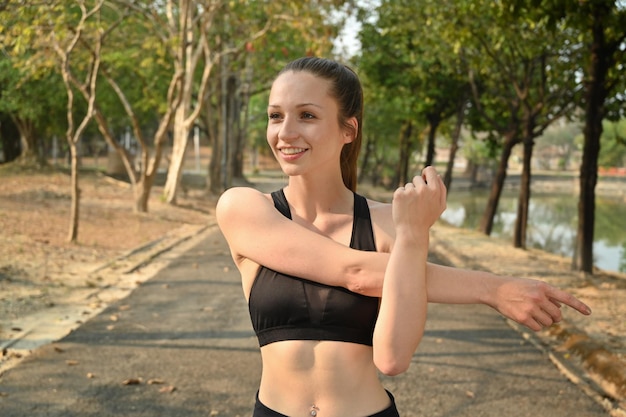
[508,320,626,417]
[429,224,626,416]
[0,222,216,376]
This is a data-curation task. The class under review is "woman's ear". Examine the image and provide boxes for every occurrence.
[343,117,358,144]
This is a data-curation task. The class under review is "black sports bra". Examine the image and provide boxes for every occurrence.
[248,189,380,347]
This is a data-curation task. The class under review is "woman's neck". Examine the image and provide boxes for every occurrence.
[284,175,353,221]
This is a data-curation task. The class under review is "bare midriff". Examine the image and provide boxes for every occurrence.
[258,340,391,417]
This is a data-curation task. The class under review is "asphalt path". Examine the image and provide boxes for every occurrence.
[0,228,608,417]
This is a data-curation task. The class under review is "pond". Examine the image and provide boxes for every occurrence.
[441,189,626,274]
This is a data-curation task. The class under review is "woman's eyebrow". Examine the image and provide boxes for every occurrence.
[267,103,323,109]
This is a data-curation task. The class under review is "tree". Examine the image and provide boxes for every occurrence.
[49,0,109,242]
[0,8,67,166]
[158,0,339,202]
[160,0,226,204]
[516,0,626,273]
[441,97,470,191]
[358,0,468,186]
[357,81,410,188]
[203,0,347,193]
[452,1,579,248]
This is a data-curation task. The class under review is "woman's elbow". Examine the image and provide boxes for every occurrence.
[346,265,381,297]
[374,353,411,376]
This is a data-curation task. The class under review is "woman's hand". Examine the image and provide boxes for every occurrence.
[392,167,447,239]
[489,276,592,331]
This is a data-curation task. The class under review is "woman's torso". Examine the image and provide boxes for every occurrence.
[238,189,394,417]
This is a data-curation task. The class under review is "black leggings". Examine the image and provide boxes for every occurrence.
[253,390,400,417]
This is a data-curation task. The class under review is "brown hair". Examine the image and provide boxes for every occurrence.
[277,57,363,192]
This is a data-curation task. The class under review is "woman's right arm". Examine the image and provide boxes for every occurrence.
[216,186,387,294]
[216,186,591,330]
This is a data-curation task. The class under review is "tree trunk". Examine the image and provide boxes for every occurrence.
[233,59,252,181]
[163,106,191,204]
[208,86,224,194]
[227,74,244,181]
[396,120,413,186]
[13,117,45,166]
[478,131,518,235]
[67,141,80,242]
[17,120,36,159]
[576,9,610,274]
[163,2,194,204]
[443,100,467,191]
[513,136,534,248]
[0,114,21,163]
[134,177,153,213]
[424,115,440,167]
[203,74,222,194]
[209,135,222,194]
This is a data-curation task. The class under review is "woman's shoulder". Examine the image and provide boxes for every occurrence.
[216,187,274,225]
[217,186,274,206]
[363,197,395,253]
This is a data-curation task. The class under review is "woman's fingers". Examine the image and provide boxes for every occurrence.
[421,166,439,184]
[546,287,592,315]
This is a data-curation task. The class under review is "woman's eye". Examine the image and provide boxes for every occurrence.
[268,113,281,120]
[302,112,315,119]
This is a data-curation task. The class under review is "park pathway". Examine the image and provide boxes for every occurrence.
[0,227,609,416]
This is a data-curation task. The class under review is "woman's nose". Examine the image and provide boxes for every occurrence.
[277,117,298,142]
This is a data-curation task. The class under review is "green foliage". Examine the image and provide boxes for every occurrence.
[599,118,626,167]
[0,1,77,141]
[509,0,626,117]
[358,0,467,118]
[230,0,348,156]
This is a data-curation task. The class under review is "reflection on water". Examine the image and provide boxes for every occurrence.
[441,190,626,273]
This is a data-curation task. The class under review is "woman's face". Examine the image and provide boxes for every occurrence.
[267,71,354,178]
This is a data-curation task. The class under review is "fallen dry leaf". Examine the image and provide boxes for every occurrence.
[159,385,176,394]
[147,378,165,385]
[465,390,475,399]
[122,377,142,385]
[86,373,95,379]
[66,360,79,366]
[1,350,22,359]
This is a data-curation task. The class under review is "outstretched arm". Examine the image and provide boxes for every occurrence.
[216,184,591,331]
[425,263,591,331]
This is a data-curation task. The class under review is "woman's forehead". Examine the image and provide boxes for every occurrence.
[270,71,331,101]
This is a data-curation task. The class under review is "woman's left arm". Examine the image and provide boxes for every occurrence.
[368,187,591,332]
[424,263,591,331]
[373,168,446,375]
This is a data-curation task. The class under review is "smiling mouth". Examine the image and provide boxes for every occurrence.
[280,147,307,155]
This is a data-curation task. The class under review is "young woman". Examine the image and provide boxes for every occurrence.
[216,57,591,417]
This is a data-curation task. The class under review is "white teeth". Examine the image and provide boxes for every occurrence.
[281,148,306,155]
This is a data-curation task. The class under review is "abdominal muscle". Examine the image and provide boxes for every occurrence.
[257,340,391,417]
